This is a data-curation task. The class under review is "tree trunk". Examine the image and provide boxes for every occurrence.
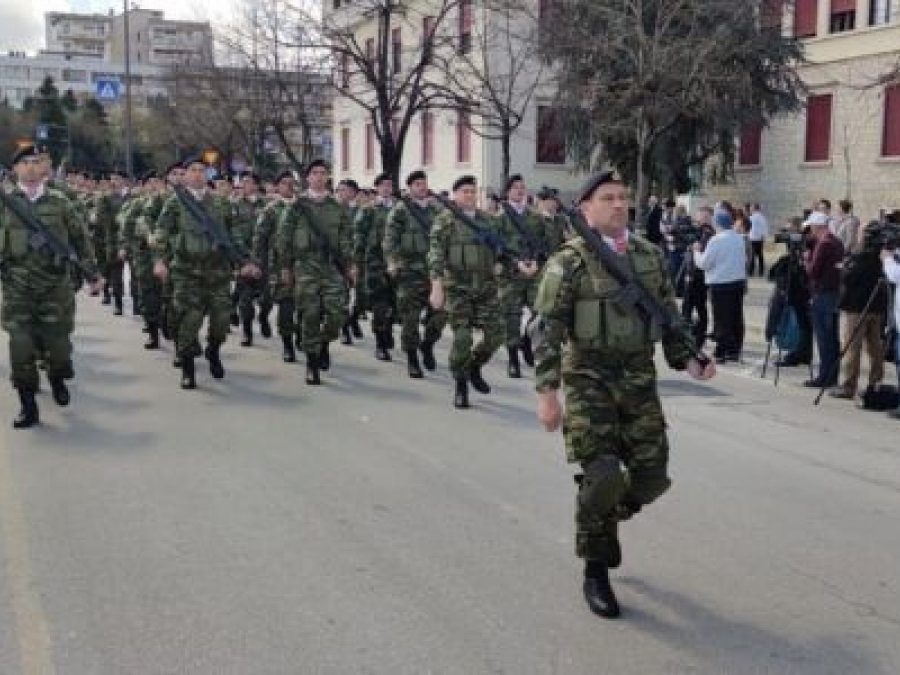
[501,126,511,190]
[635,116,648,232]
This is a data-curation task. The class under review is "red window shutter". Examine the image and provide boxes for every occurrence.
[536,107,566,164]
[883,85,900,157]
[738,123,762,166]
[794,0,818,36]
[457,110,471,163]
[341,128,350,172]
[831,0,856,13]
[365,123,374,171]
[461,0,473,32]
[421,112,434,165]
[805,94,833,162]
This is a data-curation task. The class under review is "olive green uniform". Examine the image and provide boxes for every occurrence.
[95,191,129,308]
[121,193,166,329]
[253,198,294,340]
[232,197,270,333]
[533,233,694,564]
[353,201,396,344]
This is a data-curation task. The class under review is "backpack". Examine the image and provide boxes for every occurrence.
[860,384,900,411]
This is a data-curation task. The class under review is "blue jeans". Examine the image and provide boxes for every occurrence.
[811,291,840,384]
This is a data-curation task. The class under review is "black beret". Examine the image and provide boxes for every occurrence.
[242,172,262,185]
[536,186,558,200]
[206,180,216,189]
[339,178,359,191]
[374,172,391,187]
[504,173,524,193]
[576,171,622,204]
[11,144,40,165]
[274,170,294,184]
[406,170,427,186]
[452,175,477,192]
[165,161,183,175]
[140,170,158,182]
[305,159,328,176]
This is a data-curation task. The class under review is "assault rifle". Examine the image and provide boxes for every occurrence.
[0,188,99,283]
[400,197,434,237]
[433,195,519,265]
[173,184,248,266]
[562,206,710,367]
[292,198,351,279]
[501,202,547,263]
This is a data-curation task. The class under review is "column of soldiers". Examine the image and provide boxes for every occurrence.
[2,150,719,619]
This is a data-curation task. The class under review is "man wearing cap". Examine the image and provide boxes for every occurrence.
[276,159,355,385]
[532,172,714,618]
[254,170,298,363]
[384,170,446,378]
[336,178,364,344]
[153,156,260,390]
[354,172,398,361]
[232,173,271,347]
[428,174,513,408]
[498,174,545,378]
[536,187,570,246]
[692,208,748,363]
[803,210,845,388]
[0,144,101,428]
[95,169,131,315]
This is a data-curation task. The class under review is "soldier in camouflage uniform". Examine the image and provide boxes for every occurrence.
[253,171,297,363]
[276,160,355,385]
[428,175,516,408]
[95,170,131,315]
[497,174,545,379]
[532,172,715,618]
[353,173,397,361]
[153,157,260,390]
[384,170,446,379]
[0,145,101,428]
[537,187,571,246]
[336,178,364,344]
[232,173,271,347]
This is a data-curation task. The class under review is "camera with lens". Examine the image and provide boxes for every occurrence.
[774,229,806,252]
[864,220,900,250]
[670,217,702,252]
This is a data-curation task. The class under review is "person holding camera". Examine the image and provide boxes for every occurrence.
[803,212,845,388]
[882,245,900,419]
[681,206,715,348]
[829,222,887,400]
[770,218,814,367]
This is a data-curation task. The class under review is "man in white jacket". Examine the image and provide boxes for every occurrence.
[882,247,900,419]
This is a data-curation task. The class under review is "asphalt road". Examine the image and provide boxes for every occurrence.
[0,291,898,675]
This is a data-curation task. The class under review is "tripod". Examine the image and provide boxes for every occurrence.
[761,252,812,386]
[814,277,888,405]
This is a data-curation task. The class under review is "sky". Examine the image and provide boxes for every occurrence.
[0,0,228,54]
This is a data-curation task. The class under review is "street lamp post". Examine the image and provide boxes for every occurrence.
[123,0,134,178]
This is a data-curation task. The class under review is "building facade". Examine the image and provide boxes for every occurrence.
[703,0,900,227]
[325,0,584,196]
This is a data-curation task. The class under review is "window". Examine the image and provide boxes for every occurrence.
[536,106,566,164]
[869,0,892,25]
[341,127,351,172]
[805,94,833,162]
[794,0,818,37]
[830,0,856,32]
[459,0,473,54]
[421,111,434,165]
[365,123,375,171]
[883,85,900,157]
[392,28,402,73]
[738,123,763,166]
[456,109,471,163]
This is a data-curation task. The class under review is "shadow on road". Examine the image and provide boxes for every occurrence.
[657,379,731,398]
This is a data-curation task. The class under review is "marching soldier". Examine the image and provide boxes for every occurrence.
[532,172,714,618]
[384,170,446,378]
[0,144,101,428]
[353,173,397,361]
[428,175,515,408]
[536,186,569,248]
[276,159,355,385]
[233,173,271,347]
[95,169,131,315]
[336,178,364,343]
[153,157,260,390]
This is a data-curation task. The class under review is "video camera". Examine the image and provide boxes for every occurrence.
[669,217,702,251]
[864,219,900,250]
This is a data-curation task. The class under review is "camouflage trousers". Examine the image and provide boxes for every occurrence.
[235,277,273,324]
[498,276,538,347]
[1,280,75,390]
[362,263,396,337]
[270,275,295,338]
[563,351,671,562]
[134,248,156,321]
[395,270,446,351]
[446,281,504,380]
[172,264,232,357]
[107,257,125,300]
[294,269,348,356]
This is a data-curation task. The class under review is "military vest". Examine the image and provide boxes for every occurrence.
[398,202,434,256]
[0,190,71,264]
[567,238,663,352]
[446,213,497,277]
[173,194,232,258]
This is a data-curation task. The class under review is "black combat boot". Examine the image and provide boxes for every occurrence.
[13,388,39,429]
[49,377,70,406]
[507,346,521,379]
[180,357,196,390]
[133,297,142,316]
[469,366,491,394]
[230,310,240,327]
[453,377,470,409]
[375,331,391,362]
[349,311,364,339]
[240,319,253,347]
[144,323,160,350]
[340,322,353,345]
[113,294,124,316]
[259,316,272,339]
[385,329,395,350]
[102,287,111,305]
[407,349,424,379]
[420,340,437,372]
[205,344,225,379]
[520,334,534,368]
[305,354,321,385]
[319,342,331,371]
[281,334,297,363]
[583,561,620,619]
[173,355,182,369]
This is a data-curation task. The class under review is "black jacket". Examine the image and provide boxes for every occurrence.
[838,251,888,314]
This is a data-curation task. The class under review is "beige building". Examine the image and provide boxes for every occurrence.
[704,0,900,227]
[324,0,584,196]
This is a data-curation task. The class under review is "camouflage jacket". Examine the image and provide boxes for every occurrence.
[276,194,352,278]
[153,190,242,270]
[383,199,441,275]
[428,207,516,287]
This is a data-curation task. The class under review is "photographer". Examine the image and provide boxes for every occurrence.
[829,222,887,400]
[681,206,715,348]
[804,212,845,388]
[768,218,814,367]
[882,243,900,419]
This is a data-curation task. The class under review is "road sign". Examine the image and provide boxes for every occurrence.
[36,124,49,141]
[95,78,121,102]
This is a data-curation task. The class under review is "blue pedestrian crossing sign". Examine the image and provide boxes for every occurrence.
[95,78,121,102]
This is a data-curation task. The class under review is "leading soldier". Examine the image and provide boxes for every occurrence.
[0,145,101,428]
[532,172,715,618]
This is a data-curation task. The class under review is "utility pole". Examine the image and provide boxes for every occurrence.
[123,0,134,178]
